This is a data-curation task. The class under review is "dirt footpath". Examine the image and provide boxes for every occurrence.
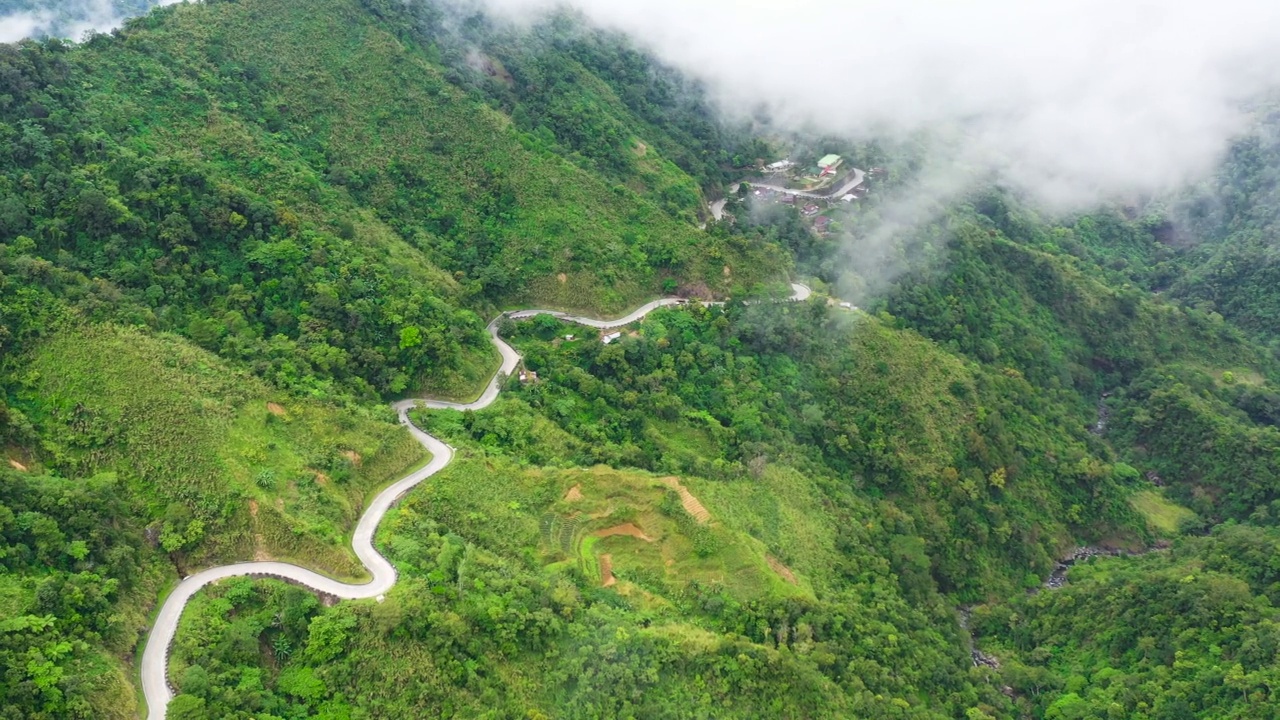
[660,477,711,523]
[593,523,654,542]
[600,554,616,587]
[766,555,798,585]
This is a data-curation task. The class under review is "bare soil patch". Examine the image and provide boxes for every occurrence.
[476,54,514,86]
[266,402,286,416]
[660,476,711,524]
[563,484,584,502]
[248,499,271,561]
[342,450,362,466]
[593,523,654,542]
[600,554,616,587]
[634,141,648,157]
[557,272,568,284]
[314,472,329,487]
[678,281,713,300]
[7,458,27,472]
[766,555,798,585]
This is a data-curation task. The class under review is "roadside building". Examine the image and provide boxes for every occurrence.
[813,216,833,234]
[602,331,622,344]
[780,194,798,205]
[802,204,821,216]
[817,154,843,177]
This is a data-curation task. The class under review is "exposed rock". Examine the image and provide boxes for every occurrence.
[972,648,1001,669]
[1091,392,1111,435]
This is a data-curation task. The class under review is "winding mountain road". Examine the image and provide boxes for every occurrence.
[139,283,812,719]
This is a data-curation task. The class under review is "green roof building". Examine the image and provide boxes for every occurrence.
[818,154,843,169]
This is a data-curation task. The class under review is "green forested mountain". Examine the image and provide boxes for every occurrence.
[1167,121,1280,347]
[4,0,1280,718]
[0,0,782,714]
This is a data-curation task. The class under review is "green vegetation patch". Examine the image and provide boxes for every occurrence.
[971,524,1280,719]
[19,324,424,576]
[0,467,166,719]
[1130,488,1197,536]
[384,455,805,603]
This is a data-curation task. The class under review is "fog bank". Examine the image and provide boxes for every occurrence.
[0,0,142,42]
[473,0,1280,209]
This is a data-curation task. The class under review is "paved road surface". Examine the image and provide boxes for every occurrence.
[139,282,812,719]
[748,168,865,200]
[709,198,727,221]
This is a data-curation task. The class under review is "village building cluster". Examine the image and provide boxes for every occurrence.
[743,154,882,237]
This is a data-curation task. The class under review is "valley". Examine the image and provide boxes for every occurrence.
[3,1,1280,719]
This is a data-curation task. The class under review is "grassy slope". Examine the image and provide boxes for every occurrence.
[162,411,985,718]
[1130,489,1197,535]
[19,324,425,578]
[384,456,812,603]
[409,392,876,600]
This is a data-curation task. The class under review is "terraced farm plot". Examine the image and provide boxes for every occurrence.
[402,457,809,603]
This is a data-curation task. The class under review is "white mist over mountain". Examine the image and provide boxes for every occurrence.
[0,0,169,43]
[473,0,1280,210]
[9,0,1279,208]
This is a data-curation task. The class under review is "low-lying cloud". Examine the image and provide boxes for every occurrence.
[474,0,1280,210]
[0,0,174,43]
[2,0,115,42]
[9,0,1279,209]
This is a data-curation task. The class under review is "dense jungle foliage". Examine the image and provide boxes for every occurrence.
[4,0,1280,718]
[972,524,1280,720]
[0,0,783,398]
[0,0,781,713]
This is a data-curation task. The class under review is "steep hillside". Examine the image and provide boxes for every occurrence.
[157,290,1175,718]
[0,0,786,714]
[10,1,1280,719]
[1167,117,1280,344]
[971,524,1280,719]
[0,0,784,399]
[20,324,425,577]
